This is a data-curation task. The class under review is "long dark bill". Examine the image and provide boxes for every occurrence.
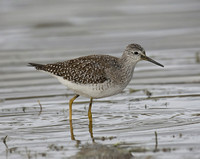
[141,55,164,67]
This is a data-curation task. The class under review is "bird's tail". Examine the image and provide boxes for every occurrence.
[28,63,45,70]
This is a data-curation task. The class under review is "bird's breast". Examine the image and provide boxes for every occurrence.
[56,76,126,98]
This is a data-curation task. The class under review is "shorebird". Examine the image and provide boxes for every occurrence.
[29,43,164,121]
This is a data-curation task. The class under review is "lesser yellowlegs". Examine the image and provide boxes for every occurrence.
[29,43,164,121]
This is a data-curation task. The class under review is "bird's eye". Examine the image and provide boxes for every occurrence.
[134,52,139,55]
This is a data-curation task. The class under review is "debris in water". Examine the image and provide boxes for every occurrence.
[38,100,43,115]
[154,131,158,152]
[195,52,200,63]
[3,135,8,149]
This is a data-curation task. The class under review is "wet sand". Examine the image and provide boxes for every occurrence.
[0,0,200,158]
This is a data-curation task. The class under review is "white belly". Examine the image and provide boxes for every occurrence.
[56,76,125,98]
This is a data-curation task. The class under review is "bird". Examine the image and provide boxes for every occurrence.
[29,43,164,122]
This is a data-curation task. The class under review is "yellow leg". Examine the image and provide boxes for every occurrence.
[88,97,93,122]
[89,120,94,142]
[88,97,94,142]
[69,95,79,121]
[69,120,75,140]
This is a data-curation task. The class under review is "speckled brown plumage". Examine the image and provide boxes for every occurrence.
[29,55,121,84]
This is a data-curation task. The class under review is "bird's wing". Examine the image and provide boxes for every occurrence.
[32,55,119,84]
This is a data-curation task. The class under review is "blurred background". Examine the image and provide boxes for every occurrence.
[0,0,200,159]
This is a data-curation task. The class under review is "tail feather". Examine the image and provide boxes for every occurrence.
[28,63,45,70]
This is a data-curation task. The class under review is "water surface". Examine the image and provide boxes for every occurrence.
[0,0,200,158]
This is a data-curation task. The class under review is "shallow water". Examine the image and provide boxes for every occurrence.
[0,0,200,159]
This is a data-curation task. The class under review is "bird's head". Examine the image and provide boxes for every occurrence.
[123,43,164,67]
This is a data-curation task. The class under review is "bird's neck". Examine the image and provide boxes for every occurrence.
[118,54,138,85]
